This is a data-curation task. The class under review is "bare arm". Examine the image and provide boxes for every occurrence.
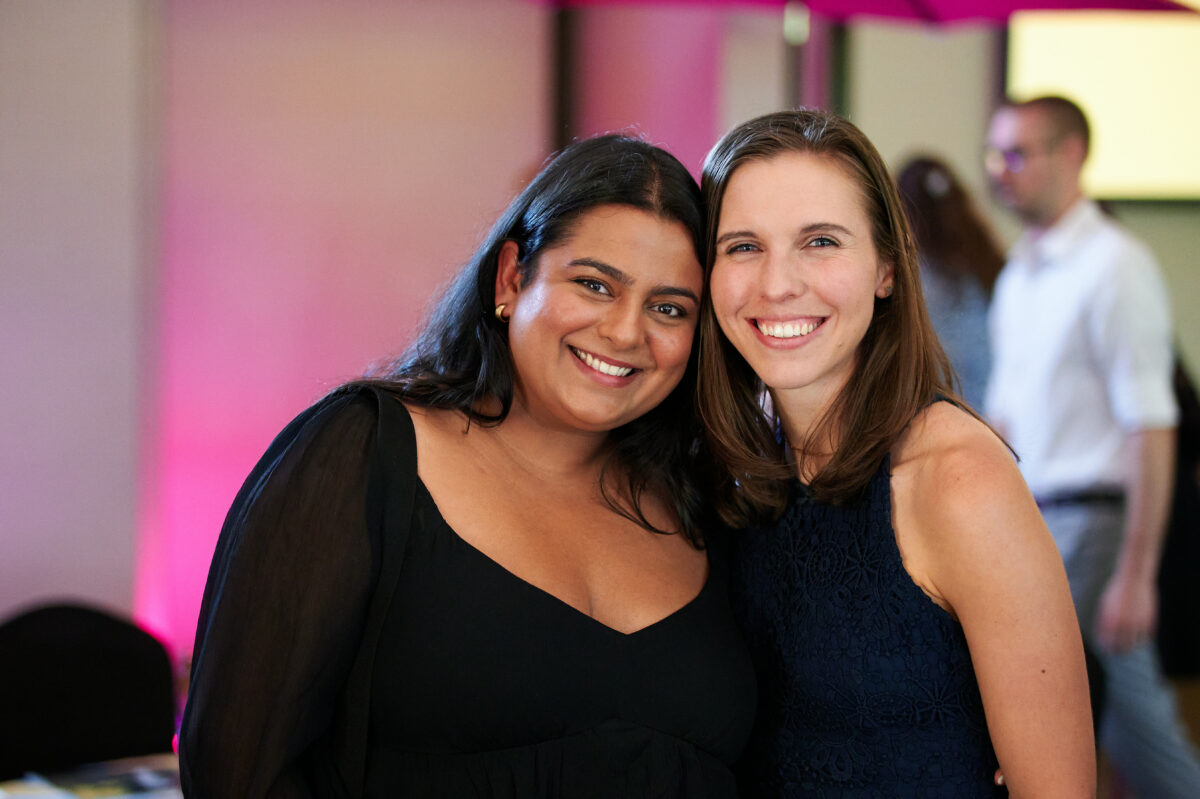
[1096,426,1176,652]
[892,406,1095,797]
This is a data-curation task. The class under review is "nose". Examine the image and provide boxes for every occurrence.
[760,250,803,301]
[597,299,645,350]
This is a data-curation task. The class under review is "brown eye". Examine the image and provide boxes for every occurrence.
[650,302,686,319]
[574,277,611,296]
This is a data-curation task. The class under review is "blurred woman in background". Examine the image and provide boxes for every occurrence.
[897,155,1004,411]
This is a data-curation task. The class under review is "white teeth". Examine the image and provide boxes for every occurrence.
[757,320,820,339]
[572,347,633,377]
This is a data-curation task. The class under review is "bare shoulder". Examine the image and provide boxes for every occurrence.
[404,403,469,442]
[889,402,1048,609]
[891,401,1026,518]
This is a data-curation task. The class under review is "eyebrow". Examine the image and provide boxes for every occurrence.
[568,257,700,304]
[569,258,633,285]
[715,222,855,246]
[654,285,701,303]
[714,230,755,246]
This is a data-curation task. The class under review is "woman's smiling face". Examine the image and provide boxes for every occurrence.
[710,152,893,414]
[497,204,703,434]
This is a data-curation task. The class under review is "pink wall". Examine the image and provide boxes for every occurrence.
[138,2,753,658]
[4,1,751,664]
[138,0,551,657]
[572,5,724,175]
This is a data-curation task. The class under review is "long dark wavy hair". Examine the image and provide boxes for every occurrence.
[349,134,708,545]
[698,109,967,527]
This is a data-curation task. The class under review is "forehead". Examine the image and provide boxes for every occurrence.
[990,106,1051,145]
[566,204,689,247]
[721,152,868,224]
[556,204,702,283]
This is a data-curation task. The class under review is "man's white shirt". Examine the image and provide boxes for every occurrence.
[985,198,1178,496]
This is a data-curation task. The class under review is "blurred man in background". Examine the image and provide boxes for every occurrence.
[985,95,1200,797]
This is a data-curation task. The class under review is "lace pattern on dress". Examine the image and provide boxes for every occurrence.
[731,458,1003,798]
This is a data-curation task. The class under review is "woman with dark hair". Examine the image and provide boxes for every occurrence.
[180,134,755,798]
[897,155,1004,411]
[697,109,1094,796]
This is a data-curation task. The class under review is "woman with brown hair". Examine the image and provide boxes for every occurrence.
[897,155,1004,411]
[697,109,1094,796]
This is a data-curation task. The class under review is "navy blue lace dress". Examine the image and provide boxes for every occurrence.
[729,457,1004,798]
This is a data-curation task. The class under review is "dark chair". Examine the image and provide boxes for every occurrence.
[0,602,177,780]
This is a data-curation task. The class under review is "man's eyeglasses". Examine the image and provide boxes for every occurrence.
[983,138,1061,175]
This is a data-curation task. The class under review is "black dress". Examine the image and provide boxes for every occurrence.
[730,457,1003,798]
[180,388,755,798]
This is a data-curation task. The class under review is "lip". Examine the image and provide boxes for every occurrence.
[569,345,641,385]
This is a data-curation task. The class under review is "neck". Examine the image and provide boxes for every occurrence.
[1027,186,1085,235]
[479,402,612,482]
[771,388,842,480]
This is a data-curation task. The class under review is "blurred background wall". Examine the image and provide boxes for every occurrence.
[2,0,1198,661]
[2,1,148,629]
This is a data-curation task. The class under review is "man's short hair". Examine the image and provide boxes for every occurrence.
[1003,95,1091,156]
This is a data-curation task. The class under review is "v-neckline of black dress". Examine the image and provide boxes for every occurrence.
[414,477,712,639]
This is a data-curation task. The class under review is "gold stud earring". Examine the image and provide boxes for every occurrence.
[494,303,509,322]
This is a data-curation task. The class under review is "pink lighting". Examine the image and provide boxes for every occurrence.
[572,6,722,175]
[553,0,1191,23]
[134,0,550,658]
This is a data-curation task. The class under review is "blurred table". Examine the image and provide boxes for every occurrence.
[0,754,180,798]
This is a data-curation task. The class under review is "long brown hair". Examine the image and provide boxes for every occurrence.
[897,155,1004,295]
[698,109,962,526]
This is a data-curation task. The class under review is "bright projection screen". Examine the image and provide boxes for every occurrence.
[1007,10,1200,200]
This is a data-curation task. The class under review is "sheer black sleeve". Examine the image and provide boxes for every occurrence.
[179,391,383,798]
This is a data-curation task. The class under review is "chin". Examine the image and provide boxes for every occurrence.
[566,407,640,434]
[749,363,815,391]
